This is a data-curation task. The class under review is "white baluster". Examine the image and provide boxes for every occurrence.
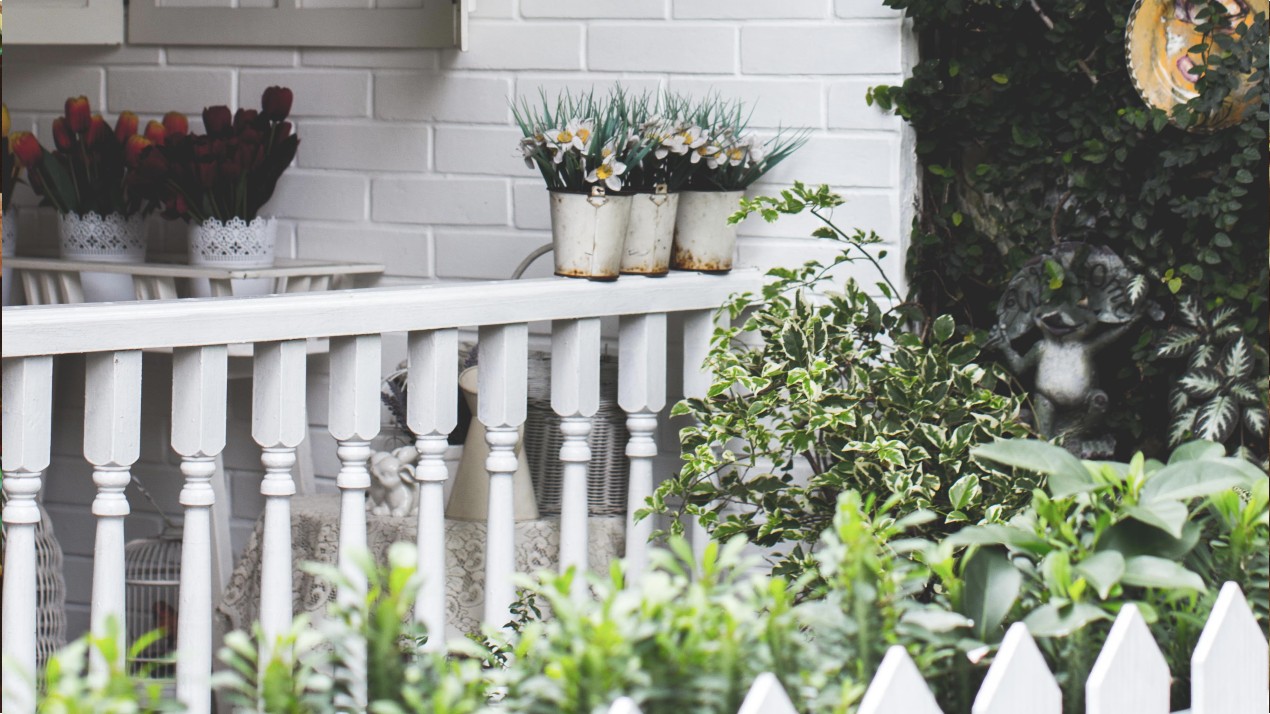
[619,313,667,584]
[681,308,717,565]
[85,350,143,670]
[1191,582,1269,714]
[407,329,458,650]
[1086,604,1169,714]
[972,623,1061,714]
[171,346,228,714]
[252,340,307,648]
[328,334,381,709]
[552,317,601,598]
[477,323,528,627]
[2,356,54,714]
[858,646,943,714]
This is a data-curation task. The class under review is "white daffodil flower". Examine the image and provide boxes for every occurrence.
[518,136,541,168]
[565,118,593,151]
[691,142,723,166]
[725,145,747,167]
[586,152,627,192]
[747,140,766,165]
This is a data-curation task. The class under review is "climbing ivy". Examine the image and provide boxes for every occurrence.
[870,0,1268,459]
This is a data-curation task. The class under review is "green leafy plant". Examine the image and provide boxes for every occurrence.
[1156,296,1269,457]
[932,437,1270,712]
[870,0,1268,460]
[37,617,181,713]
[649,182,1030,580]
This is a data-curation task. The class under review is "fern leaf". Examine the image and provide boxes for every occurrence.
[1127,274,1147,305]
[1179,369,1222,399]
[1227,381,1260,404]
[1194,396,1238,443]
[1223,336,1252,380]
[1168,387,1190,414]
[1210,305,1237,327]
[1178,297,1206,330]
[1244,407,1268,439]
[1169,407,1199,446]
[1156,328,1200,359]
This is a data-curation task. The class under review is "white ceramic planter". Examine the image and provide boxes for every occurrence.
[59,211,146,263]
[549,188,632,280]
[621,187,678,277]
[188,215,277,269]
[446,367,540,522]
[671,190,744,273]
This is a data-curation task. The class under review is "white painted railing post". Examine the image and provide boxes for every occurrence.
[552,317,601,598]
[252,340,307,649]
[681,308,716,566]
[619,313,667,584]
[2,356,54,714]
[85,350,143,671]
[1191,582,1269,714]
[171,346,228,714]
[1086,603,1169,714]
[407,329,458,650]
[477,323,528,627]
[328,334,381,708]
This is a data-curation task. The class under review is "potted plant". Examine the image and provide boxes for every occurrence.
[156,86,299,269]
[11,97,169,265]
[615,90,684,277]
[514,90,646,280]
[670,98,807,273]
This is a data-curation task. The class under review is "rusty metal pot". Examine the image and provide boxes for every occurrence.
[671,190,743,273]
[549,187,632,281]
[620,185,678,277]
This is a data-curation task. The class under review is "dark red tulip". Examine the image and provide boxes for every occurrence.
[124,135,153,167]
[10,131,44,167]
[197,161,217,189]
[51,118,75,152]
[144,120,167,147]
[85,114,111,147]
[260,86,293,122]
[233,108,259,133]
[162,111,189,137]
[115,112,139,143]
[202,105,232,136]
[64,96,92,134]
[274,121,293,143]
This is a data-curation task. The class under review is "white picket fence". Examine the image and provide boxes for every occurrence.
[611,582,1268,714]
[1,271,761,714]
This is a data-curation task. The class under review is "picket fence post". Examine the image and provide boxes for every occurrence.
[858,646,943,714]
[1191,582,1269,714]
[973,622,1061,714]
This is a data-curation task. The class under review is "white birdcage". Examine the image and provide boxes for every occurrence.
[124,479,182,679]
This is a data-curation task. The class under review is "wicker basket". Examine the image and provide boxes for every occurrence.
[521,352,630,517]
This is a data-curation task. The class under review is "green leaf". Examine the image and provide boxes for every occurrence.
[1126,500,1189,538]
[1024,602,1109,637]
[1140,458,1257,501]
[932,314,955,343]
[1075,551,1124,600]
[991,73,1009,84]
[944,524,1049,555]
[1193,396,1239,444]
[961,548,1022,641]
[1121,555,1206,592]
[972,439,1095,498]
[1167,440,1225,463]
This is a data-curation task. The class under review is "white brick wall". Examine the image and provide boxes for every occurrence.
[9,0,917,639]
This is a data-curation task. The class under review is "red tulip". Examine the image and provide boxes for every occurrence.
[274,121,293,143]
[85,114,111,147]
[115,111,140,143]
[144,120,167,146]
[52,118,75,152]
[64,96,92,134]
[202,105,232,135]
[233,108,259,133]
[162,111,189,137]
[10,131,44,167]
[124,135,153,167]
[260,86,293,122]
[197,161,217,189]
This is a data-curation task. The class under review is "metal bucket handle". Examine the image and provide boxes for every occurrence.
[588,185,608,208]
[648,183,670,207]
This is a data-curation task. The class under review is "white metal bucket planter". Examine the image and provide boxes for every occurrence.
[671,190,743,273]
[188,215,277,269]
[621,185,678,277]
[59,211,147,302]
[550,187,631,280]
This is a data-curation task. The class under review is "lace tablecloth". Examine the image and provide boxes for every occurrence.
[217,494,624,638]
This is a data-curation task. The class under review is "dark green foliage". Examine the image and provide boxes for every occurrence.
[871,0,1268,460]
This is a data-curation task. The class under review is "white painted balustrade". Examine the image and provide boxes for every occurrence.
[607,585,1269,714]
[1,272,757,714]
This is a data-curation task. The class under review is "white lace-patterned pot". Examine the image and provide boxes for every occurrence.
[58,211,147,263]
[188,216,277,269]
[671,190,744,273]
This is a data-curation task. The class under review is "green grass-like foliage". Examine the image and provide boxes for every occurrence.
[870,0,1268,460]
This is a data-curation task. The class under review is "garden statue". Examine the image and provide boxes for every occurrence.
[987,243,1145,458]
[367,445,420,517]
